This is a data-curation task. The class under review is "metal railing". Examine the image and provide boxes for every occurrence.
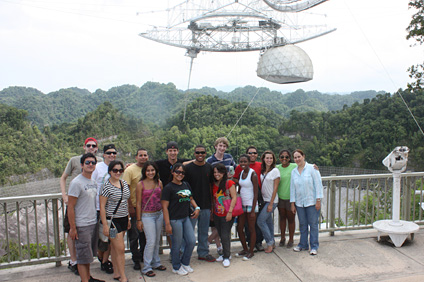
[1,172,424,269]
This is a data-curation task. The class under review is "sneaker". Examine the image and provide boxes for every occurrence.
[133,261,141,270]
[222,259,230,268]
[181,264,194,273]
[216,255,224,262]
[101,260,113,274]
[198,254,216,262]
[310,249,318,255]
[242,252,254,261]
[217,247,223,256]
[293,246,303,252]
[68,261,76,272]
[172,266,188,276]
[255,243,264,252]
[235,250,248,257]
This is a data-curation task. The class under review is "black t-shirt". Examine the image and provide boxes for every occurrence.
[161,181,192,220]
[155,158,189,187]
[184,162,213,209]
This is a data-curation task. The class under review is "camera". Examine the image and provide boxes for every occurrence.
[109,227,117,239]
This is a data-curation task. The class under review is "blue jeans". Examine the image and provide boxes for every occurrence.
[296,205,320,250]
[170,217,196,270]
[257,202,278,246]
[142,211,163,274]
[189,209,210,258]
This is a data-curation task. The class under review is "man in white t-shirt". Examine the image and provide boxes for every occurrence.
[92,144,117,274]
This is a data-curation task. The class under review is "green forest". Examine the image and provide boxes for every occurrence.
[0,82,423,186]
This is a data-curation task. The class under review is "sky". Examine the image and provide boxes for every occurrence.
[0,0,422,95]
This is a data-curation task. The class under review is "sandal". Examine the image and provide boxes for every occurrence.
[265,245,273,253]
[144,271,156,277]
[154,265,167,271]
[113,277,121,281]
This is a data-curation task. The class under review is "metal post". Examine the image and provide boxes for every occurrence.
[52,199,61,266]
[391,172,401,225]
[329,175,336,236]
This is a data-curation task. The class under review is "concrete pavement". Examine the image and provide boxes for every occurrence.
[1,228,424,282]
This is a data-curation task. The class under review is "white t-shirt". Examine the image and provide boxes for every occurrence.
[92,162,110,211]
[261,168,280,203]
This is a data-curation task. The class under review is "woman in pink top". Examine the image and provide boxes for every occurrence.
[136,161,166,277]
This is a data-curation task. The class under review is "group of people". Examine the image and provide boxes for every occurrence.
[61,137,323,282]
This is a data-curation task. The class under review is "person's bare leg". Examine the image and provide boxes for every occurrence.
[247,213,256,254]
[67,235,77,262]
[110,232,127,282]
[279,207,287,245]
[77,264,90,282]
[237,214,248,251]
[287,209,296,243]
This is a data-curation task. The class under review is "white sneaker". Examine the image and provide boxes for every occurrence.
[310,249,318,255]
[181,264,194,273]
[222,259,230,268]
[172,266,188,276]
[216,255,224,262]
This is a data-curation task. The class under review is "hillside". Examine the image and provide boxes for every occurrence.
[0,83,380,129]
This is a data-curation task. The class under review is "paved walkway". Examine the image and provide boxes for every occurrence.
[1,228,424,282]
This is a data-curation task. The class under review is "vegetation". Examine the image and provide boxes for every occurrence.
[407,0,424,91]
[0,239,65,263]
[1,85,424,185]
[0,83,379,129]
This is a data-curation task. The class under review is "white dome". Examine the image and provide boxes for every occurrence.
[256,45,313,84]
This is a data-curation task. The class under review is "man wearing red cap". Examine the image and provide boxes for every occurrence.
[61,137,103,275]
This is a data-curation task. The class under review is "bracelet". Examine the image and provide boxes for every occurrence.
[195,207,200,210]
[137,219,141,221]
[317,199,321,202]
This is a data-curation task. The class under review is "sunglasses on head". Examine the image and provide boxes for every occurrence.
[105,151,117,155]
[195,151,206,155]
[174,170,185,175]
[84,160,97,165]
[112,168,124,173]
[86,144,97,148]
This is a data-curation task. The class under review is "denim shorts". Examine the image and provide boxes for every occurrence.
[242,205,259,213]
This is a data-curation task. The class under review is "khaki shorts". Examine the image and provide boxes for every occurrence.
[75,224,98,265]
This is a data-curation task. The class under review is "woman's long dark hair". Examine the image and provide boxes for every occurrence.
[140,161,160,183]
[213,163,228,194]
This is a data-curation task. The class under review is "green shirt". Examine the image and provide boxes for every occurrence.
[277,163,297,200]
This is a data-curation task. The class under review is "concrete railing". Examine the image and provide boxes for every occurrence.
[1,172,424,269]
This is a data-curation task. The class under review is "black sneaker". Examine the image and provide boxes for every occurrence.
[255,243,265,252]
[68,262,79,275]
[101,260,113,274]
[133,261,141,270]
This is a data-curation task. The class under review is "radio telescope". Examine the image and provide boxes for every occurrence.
[139,0,335,118]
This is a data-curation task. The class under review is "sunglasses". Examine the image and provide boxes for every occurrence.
[280,156,290,159]
[247,152,258,155]
[105,151,117,155]
[112,168,124,173]
[195,151,206,155]
[86,144,97,148]
[84,160,97,165]
[174,170,185,175]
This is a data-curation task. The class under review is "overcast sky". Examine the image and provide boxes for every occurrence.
[0,0,421,95]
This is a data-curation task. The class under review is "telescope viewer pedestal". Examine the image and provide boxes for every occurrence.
[373,219,419,247]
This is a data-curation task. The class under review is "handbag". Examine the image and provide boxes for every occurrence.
[223,195,243,217]
[99,180,123,242]
[257,172,267,210]
[222,181,243,217]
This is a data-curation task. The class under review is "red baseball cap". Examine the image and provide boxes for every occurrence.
[84,137,98,145]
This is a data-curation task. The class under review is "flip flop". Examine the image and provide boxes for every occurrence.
[154,265,166,271]
[144,271,156,277]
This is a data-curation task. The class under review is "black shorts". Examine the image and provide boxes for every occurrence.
[109,216,129,233]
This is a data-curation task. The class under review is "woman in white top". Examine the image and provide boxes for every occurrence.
[236,154,258,261]
[257,150,280,253]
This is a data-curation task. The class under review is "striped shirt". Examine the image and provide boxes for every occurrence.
[101,180,130,218]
